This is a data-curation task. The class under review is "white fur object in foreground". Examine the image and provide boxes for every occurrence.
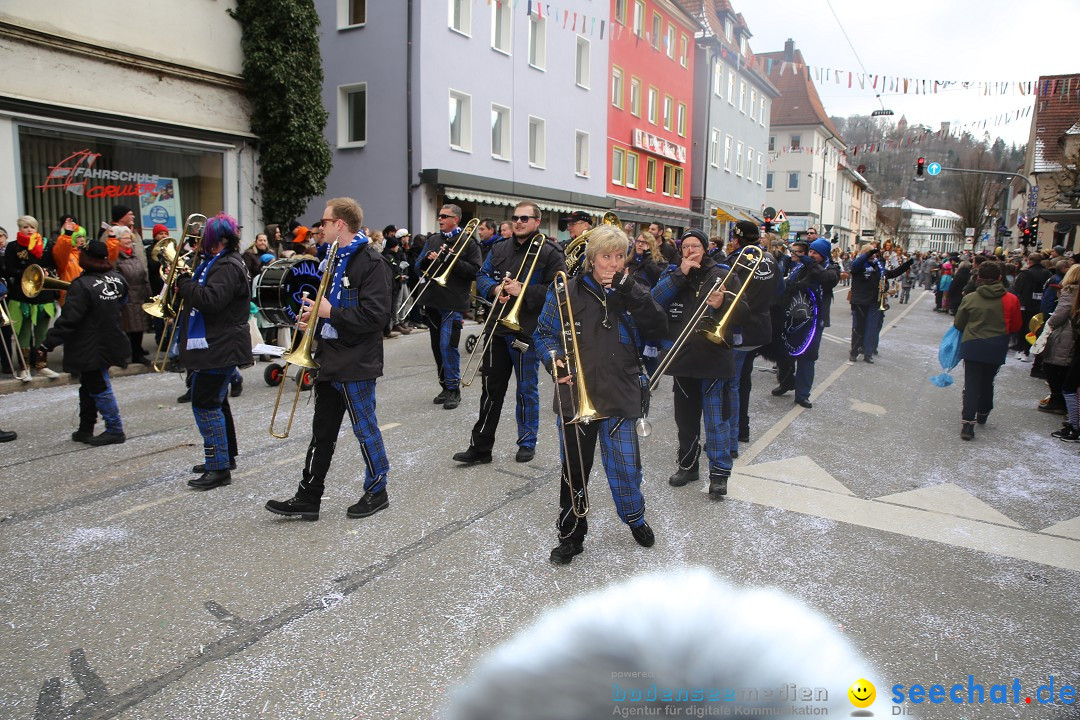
[444,569,886,719]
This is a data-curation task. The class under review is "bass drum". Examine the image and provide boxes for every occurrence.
[254,257,321,326]
[782,288,819,357]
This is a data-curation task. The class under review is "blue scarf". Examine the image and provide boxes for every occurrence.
[185,250,226,350]
[321,230,369,340]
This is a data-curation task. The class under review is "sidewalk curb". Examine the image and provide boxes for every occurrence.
[0,363,160,396]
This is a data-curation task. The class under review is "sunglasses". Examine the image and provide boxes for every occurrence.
[437,214,457,220]
[511,215,538,223]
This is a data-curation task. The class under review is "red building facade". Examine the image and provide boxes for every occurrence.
[607,0,699,221]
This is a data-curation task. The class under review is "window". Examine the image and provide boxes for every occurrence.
[736,141,744,176]
[674,167,684,198]
[450,0,471,35]
[630,77,641,116]
[615,0,627,24]
[709,128,720,167]
[529,14,546,69]
[575,37,590,88]
[677,103,686,137]
[575,131,589,177]
[662,163,674,196]
[766,172,774,190]
[491,104,510,160]
[633,0,645,36]
[713,64,722,96]
[612,66,624,108]
[626,152,639,189]
[651,13,662,49]
[750,89,757,121]
[491,0,511,53]
[768,135,775,152]
[338,83,367,147]
[787,171,800,190]
[756,152,763,184]
[646,158,657,192]
[739,82,746,113]
[338,0,366,28]
[745,147,753,181]
[680,34,689,68]
[528,116,546,167]
[647,87,658,124]
[665,25,676,59]
[663,96,673,131]
[724,18,733,40]
[727,71,735,104]
[724,135,732,171]
[612,147,626,185]
[760,97,766,126]
[790,134,801,150]
[449,90,472,151]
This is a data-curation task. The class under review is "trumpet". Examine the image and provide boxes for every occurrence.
[146,213,206,372]
[461,233,547,387]
[397,219,479,322]
[269,241,338,439]
[21,265,70,298]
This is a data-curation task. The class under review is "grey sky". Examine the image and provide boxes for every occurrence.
[739,0,1080,148]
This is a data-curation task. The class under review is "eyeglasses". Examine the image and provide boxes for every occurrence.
[511,215,538,223]
[321,217,336,223]
[437,214,457,220]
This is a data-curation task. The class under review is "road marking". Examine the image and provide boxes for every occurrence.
[875,483,1022,528]
[736,455,853,495]
[849,398,887,416]
[1040,515,1080,540]
[820,333,849,345]
[379,423,401,431]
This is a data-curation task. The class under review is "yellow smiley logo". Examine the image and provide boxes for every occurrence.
[848,678,876,708]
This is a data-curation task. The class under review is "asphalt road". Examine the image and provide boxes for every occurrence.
[1,290,1077,720]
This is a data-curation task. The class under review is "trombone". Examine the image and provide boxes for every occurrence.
[397,218,479,322]
[145,213,206,372]
[21,264,70,298]
[461,233,547,387]
[0,298,32,381]
[269,241,338,439]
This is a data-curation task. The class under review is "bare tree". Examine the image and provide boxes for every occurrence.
[954,146,1005,250]
[1040,145,1080,209]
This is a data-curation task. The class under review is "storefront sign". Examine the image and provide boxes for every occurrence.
[632,129,686,164]
[36,149,162,200]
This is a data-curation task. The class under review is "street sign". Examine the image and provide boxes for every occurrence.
[861,229,876,237]
[763,206,776,221]
[927,162,942,176]
[965,227,975,237]
[773,209,787,224]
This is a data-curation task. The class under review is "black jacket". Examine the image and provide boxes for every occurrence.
[314,243,392,382]
[728,245,781,348]
[1011,263,1051,315]
[41,261,129,373]
[626,253,662,288]
[786,257,841,327]
[382,246,409,292]
[416,230,482,311]
[536,272,667,419]
[478,233,567,341]
[850,251,913,307]
[176,251,252,370]
[652,255,746,379]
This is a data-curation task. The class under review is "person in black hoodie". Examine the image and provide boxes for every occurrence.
[534,225,667,564]
[264,197,393,521]
[39,239,129,445]
[848,242,913,363]
[1010,253,1050,359]
[651,229,748,499]
[416,204,483,410]
[176,212,252,490]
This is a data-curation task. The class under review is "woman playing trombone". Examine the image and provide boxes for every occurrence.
[534,225,667,565]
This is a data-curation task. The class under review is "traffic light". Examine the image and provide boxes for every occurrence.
[1021,227,1032,246]
[916,157,926,176]
[1029,216,1039,242]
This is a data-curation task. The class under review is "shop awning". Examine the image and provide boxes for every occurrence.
[709,201,762,225]
[444,186,602,218]
[608,194,707,226]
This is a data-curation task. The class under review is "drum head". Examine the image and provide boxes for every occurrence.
[783,288,819,357]
[254,257,320,326]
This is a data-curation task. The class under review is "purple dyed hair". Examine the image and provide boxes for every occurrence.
[201,212,240,253]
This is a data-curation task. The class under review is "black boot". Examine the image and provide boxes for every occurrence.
[442,388,461,410]
[346,489,389,518]
[453,447,492,464]
[960,422,975,441]
[88,431,126,446]
[0,429,16,443]
[668,466,699,487]
[264,494,320,520]
[549,540,584,564]
[188,470,231,490]
[709,473,729,499]
[433,389,449,404]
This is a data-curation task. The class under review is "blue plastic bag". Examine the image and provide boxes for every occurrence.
[930,326,961,387]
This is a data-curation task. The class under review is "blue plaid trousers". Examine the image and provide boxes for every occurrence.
[673,376,733,478]
[470,334,539,451]
[425,308,462,390]
[191,370,232,471]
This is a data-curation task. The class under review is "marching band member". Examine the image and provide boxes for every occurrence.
[5,215,60,379]
[416,204,482,410]
[264,197,394,521]
[453,201,566,465]
[651,229,746,499]
[39,238,129,445]
[534,225,667,564]
[849,242,913,363]
[176,212,252,490]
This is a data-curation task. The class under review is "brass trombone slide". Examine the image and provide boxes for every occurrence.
[0,298,31,380]
[397,218,479,322]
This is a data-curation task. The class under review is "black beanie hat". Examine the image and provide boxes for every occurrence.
[733,220,760,241]
[111,205,133,223]
[85,238,108,260]
[680,229,709,246]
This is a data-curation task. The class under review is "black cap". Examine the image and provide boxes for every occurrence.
[733,220,760,241]
[680,229,709,246]
[85,238,108,259]
[561,210,591,225]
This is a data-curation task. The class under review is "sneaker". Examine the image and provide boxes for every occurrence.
[230,378,243,398]
[515,446,535,462]
[87,431,126,446]
[177,389,192,403]
[1051,425,1079,442]
[188,470,231,490]
[192,459,237,473]
[549,540,584,564]
[37,366,60,379]
[960,422,975,441]
[71,430,94,444]
[630,522,655,547]
[264,494,320,521]
[709,475,729,499]
[433,389,449,405]
[346,489,389,518]
[452,447,492,465]
[16,369,32,383]
[668,467,699,487]
[442,388,461,410]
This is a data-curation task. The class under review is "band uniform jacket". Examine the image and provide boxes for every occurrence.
[176,251,253,371]
[477,232,567,343]
[727,245,781,348]
[535,272,667,419]
[315,243,392,382]
[416,230,482,312]
[41,267,129,374]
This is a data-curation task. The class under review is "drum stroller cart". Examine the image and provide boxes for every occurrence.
[253,257,321,391]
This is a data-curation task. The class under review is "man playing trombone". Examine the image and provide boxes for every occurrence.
[264,197,394,521]
[415,204,482,410]
[534,225,667,564]
[453,201,565,465]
